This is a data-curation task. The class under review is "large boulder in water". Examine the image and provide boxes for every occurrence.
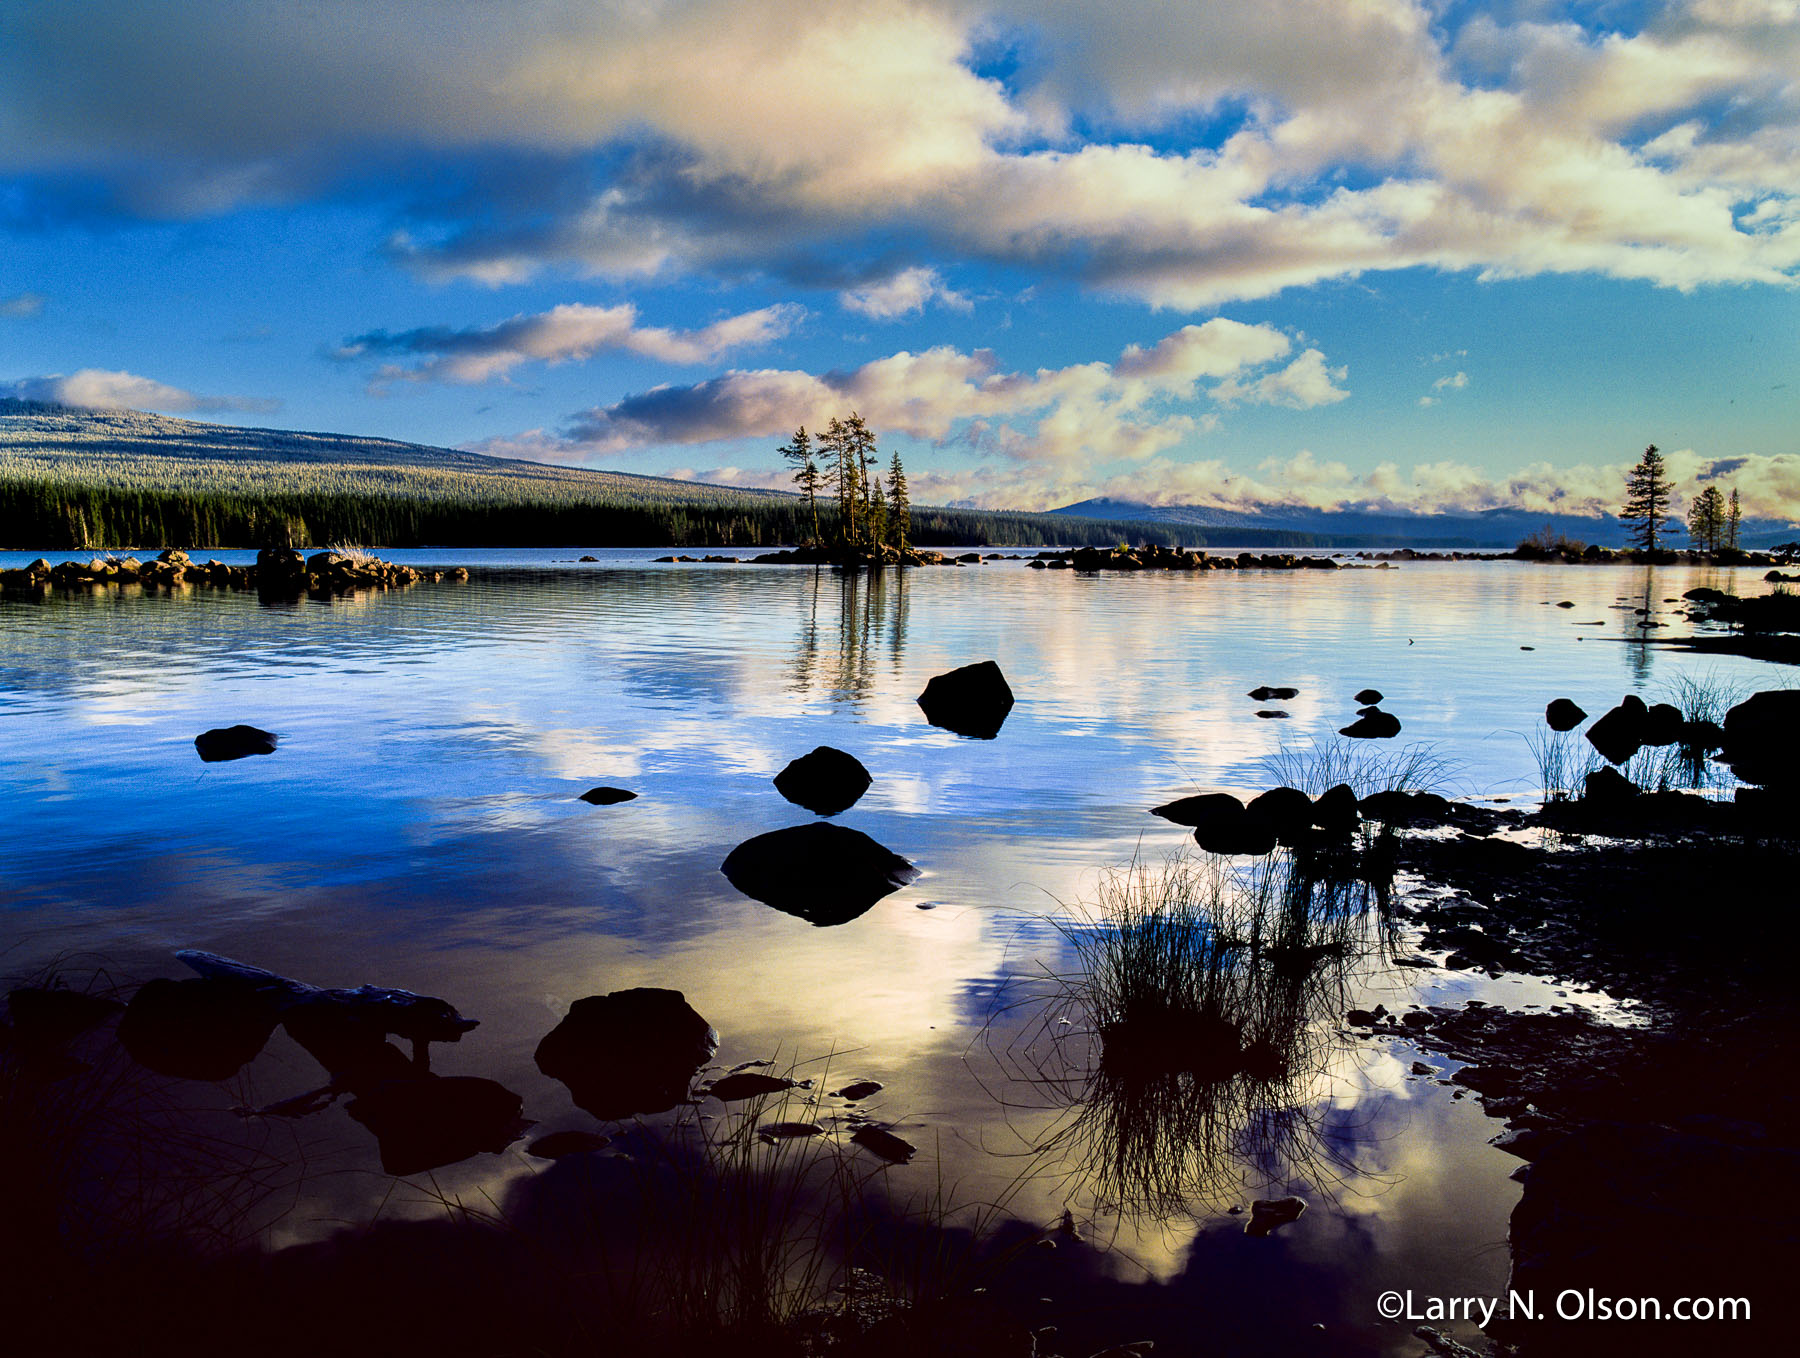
[1151,792,1242,827]
[1642,702,1684,747]
[1150,791,1274,853]
[1245,786,1314,843]
[535,988,718,1121]
[721,823,919,925]
[1585,695,1648,765]
[1721,689,1800,788]
[773,746,871,815]
[917,660,1014,739]
[194,724,278,762]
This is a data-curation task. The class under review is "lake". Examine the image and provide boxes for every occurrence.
[0,550,1779,1355]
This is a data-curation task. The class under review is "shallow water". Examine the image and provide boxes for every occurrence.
[0,554,1780,1354]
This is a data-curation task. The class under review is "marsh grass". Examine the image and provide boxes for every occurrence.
[1526,724,1597,803]
[991,850,1389,1222]
[1260,736,1458,800]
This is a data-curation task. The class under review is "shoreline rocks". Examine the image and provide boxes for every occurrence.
[0,547,468,597]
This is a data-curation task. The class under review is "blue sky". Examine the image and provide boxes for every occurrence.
[2,0,1796,517]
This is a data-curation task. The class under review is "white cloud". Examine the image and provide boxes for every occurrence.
[839,267,972,319]
[336,301,803,386]
[1433,371,1469,391]
[1,369,277,414]
[474,317,1326,468]
[1,292,45,319]
[3,2,1794,304]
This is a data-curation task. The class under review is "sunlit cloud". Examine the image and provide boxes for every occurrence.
[1,369,278,414]
[334,301,803,387]
[839,267,972,319]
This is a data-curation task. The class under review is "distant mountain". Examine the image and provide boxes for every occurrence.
[1052,496,1798,550]
[0,398,786,508]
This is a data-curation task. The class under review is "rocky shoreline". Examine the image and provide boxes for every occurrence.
[0,547,469,597]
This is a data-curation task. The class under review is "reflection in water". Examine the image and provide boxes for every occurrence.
[788,565,911,703]
[992,845,1397,1224]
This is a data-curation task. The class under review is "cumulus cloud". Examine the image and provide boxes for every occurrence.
[489,318,1329,465]
[335,301,802,386]
[2,2,1794,304]
[1,292,45,319]
[839,267,972,318]
[1,369,278,414]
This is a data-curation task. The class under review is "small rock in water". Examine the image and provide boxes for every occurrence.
[1354,688,1383,704]
[579,786,637,805]
[705,1072,796,1101]
[1247,685,1299,701]
[759,1120,826,1139]
[834,1079,884,1101]
[527,1130,612,1158]
[1340,710,1401,739]
[1254,709,1290,719]
[194,725,278,762]
[772,745,871,816]
[851,1125,916,1163]
[1245,1196,1306,1236]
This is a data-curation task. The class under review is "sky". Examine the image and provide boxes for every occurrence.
[1,0,1796,519]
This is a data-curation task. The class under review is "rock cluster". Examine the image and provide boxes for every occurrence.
[1031,545,1344,572]
[0,547,468,597]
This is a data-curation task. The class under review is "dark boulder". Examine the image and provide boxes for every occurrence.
[1582,766,1639,805]
[1585,694,1648,765]
[1720,689,1800,787]
[1642,702,1684,747]
[1545,698,1587,732]
[579,786,637,805]
[1245,786,1314,842]
[1353,688,1383,704]
[917,660,1014,739]
[346,1075,532,1176]
[1312,783,1361,833]
[721,822,919,925]
[1247,685,1299,701]
[118,977,280,1081]
[1194,814,1277,857]
[1150,792,1243,827]
[851,1126,917,1164]
[834,1079,884,1101]
[535,988,719,1121]
[1359,789,1425,823]
[1339,710,1401,739]
[194,724,278,762]
[772,745,871,815]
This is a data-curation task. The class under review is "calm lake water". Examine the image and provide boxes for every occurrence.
[0,550,1782,1355]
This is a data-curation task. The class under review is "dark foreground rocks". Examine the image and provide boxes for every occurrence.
[195,724,278,762]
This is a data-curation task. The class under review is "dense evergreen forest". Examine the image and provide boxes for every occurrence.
[0,477,1378,551]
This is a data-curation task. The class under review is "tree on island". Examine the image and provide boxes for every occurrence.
[1687,484,1726,554]
[887,451,911,550]
[1727,487,1743,551]
[818,414,876,545]
[778,426,821,541]
[1618,444,1675,552]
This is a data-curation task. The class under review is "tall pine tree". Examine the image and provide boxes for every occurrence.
[778,426,820,542]
[887,451,911,550]
[1619,444,1674,552]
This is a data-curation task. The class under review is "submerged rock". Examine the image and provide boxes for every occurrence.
[834,1079,884,1101]
[578,786,637,805]
[118,976,281,1081]
[917,660,1015,739]
[852,1126,917,1164]
[194,724,278,762]
[1247,685,1299,701]
[346,1075,532,1176]
[1245,1196,1307,1237]
[1585,695,1648,765]
[1545,698,1587,732]
[772,745,872,816]
[526,1130,612,1158]
[705,1072,796,1101]
[1246,785,1314,842]
[721,822,919,925]
[535,988,719,1121]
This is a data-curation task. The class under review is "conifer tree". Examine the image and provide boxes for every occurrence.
[1727,487,1743,550]
[1687,484,1726,554]
[778,426,820,542]
[1619,444,1674,552]
[887,451,910,550]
